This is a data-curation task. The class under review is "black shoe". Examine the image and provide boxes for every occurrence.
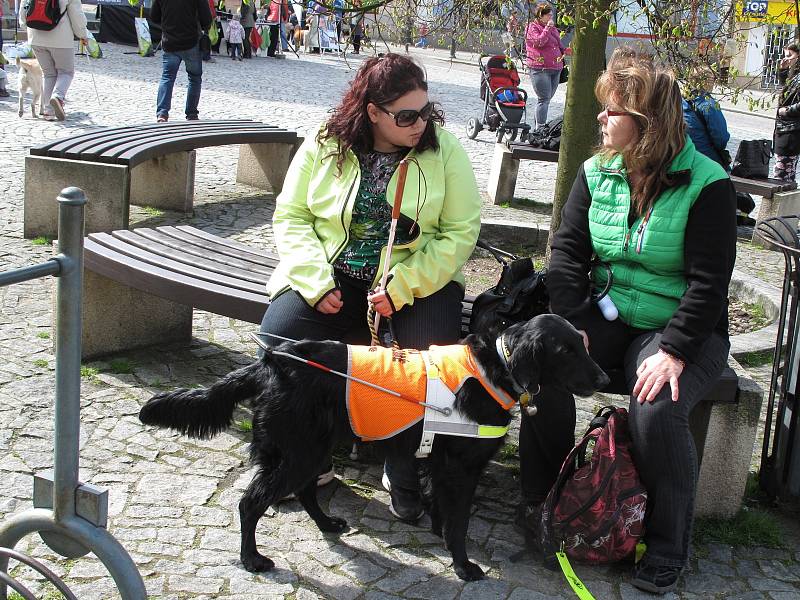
[382,473,424,523]
[631,558,682,594]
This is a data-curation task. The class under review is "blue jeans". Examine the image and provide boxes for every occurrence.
[156,44,202,119]
[529,68,561,127]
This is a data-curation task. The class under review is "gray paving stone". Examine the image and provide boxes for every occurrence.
[697,558,737,577]
[768,592,800,600]
[760,559,800,582]
[751,578,800,591]
[404,573,463,599]
[460,578,512,599]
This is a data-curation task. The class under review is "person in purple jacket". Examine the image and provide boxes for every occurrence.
[525,2,565,127]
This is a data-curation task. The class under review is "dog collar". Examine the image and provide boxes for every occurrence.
[495,335,537,409]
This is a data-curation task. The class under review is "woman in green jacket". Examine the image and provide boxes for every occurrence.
[261,53,482,522]
[517,50,736,594]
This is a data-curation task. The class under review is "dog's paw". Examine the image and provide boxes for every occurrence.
[241,552,275,572]
[453,560,485,581]
[317,515,347,533]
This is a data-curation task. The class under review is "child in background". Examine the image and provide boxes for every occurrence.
[227,13,245,60]
[415,22,429,48]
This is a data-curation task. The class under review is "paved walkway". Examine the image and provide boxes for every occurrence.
[0,42,797,600]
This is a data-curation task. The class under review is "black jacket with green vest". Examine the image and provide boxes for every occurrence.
[548,137,737,364]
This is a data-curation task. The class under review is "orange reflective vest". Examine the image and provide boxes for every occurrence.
[346,344,516,441]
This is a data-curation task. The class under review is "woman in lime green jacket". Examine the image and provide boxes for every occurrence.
[261,53,481,522]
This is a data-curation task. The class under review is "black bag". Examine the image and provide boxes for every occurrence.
[559,65,569,84]
[469,240,549,336]
[731,139,773,179]
[528,117,563,151]
[199,32,212,54]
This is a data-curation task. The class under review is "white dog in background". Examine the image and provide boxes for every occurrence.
[16,57,44,119]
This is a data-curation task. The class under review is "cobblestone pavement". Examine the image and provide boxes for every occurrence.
[0,42,799,600]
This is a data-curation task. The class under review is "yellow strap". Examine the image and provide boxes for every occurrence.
[556,551,595,600]
[477,425,509,437]
[636,541,647,563]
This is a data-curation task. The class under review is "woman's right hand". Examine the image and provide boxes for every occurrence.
[316,289,343,314]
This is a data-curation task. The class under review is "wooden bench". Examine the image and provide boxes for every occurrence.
[487,142,800,246]
[24,121,300,239]
[79,224,761,518]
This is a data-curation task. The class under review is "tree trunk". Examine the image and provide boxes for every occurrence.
[546,0,611,260]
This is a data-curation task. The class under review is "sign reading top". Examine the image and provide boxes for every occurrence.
[738,0,798,22]
[742,0,768,17]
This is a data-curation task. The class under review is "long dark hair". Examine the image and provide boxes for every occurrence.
[318,53,444,174]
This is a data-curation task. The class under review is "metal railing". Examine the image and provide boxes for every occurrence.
[757,215,800,499]
[0,188,145,600]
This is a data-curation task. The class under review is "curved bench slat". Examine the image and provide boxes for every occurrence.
[155,226,279,267]
[110,229,274,284]
[109,129,298,167]
[174,225,277,259]
[31,120,258,157]
[63,123,278,161]
[88,231,270,294]
[84,237,269,324]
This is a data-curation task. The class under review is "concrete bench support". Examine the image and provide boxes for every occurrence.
[694,365,763,519]
[130,151,196,213]
[487,143,520,205]
[24,156,130,239]
[236,141,298,193]
[80,269,193,359]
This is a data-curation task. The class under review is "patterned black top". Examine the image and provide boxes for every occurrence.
[333,148,411,282]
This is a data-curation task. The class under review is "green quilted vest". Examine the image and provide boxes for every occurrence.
[585,137,728,329]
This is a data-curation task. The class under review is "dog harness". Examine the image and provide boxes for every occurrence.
[346,344,516,452]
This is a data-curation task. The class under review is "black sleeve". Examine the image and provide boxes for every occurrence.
[150,0,161,24]
[659,178,736,363]
[784,101,800,118]
[198,0,212,30]
[548,165,595,330]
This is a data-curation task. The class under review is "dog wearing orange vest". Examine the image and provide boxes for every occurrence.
[139,314,609,581]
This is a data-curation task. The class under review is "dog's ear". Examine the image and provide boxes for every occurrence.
[506,330,543,393]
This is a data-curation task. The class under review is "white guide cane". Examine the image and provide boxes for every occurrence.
[371,159,409,340]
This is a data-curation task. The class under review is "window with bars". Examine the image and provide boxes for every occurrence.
[763,24,796,89]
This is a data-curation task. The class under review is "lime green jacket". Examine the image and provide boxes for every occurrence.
[266,125,482,310]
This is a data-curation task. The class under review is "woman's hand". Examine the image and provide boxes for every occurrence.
[780,107,789,117]
[316,289,343,314]
[368,288,394,317]
[632,350,685,403]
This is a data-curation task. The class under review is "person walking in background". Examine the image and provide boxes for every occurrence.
[0,0,8,98]
[350,0,364,54]
[227,13,244,60]
[151,0,212,122]
[333,0,344,40]
[19,0,88,120]
[774,44,800,181]
[525,2,564,127]
[266,0,288,57]
[240,0,255,58]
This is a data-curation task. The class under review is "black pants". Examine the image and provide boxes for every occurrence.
[519,303,729,568]
[243,26,253,58]
[259,275,465,490]
[267,24,280,56]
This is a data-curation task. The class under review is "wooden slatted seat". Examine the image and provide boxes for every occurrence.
[80,224,759,518]
[81,224,478,358]
[24,120,301,240]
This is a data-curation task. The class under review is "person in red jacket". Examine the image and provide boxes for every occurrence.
[524,2,564,127]
[266,0,288,57]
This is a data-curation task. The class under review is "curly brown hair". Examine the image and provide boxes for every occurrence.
[318,53,444,174]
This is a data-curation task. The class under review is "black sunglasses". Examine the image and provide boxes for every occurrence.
[376,101,435,127]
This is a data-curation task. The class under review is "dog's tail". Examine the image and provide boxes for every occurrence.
[139,358,269,439]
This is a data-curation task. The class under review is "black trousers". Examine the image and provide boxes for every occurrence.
[267,24,280,56]
[259,275,465,490]
[243,26,253,58]
[519,303,729,568]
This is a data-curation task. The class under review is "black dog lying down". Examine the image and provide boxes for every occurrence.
[139,314,609,581]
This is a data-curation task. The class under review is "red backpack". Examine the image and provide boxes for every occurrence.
[541,406,647,565]
[24,0,67,31]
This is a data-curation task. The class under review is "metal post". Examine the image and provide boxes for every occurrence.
[52,187,85,523]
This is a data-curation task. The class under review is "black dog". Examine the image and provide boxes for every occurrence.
[139,314,609,581]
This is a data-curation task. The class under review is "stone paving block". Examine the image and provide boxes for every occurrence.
[751,577,800,591]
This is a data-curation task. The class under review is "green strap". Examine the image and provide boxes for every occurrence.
[556,551,596,600]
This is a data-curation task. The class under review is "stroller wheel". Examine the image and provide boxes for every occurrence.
[466,116,482,139]
[507,128,519,142]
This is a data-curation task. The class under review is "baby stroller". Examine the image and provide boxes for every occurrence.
[466,55,531,143]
